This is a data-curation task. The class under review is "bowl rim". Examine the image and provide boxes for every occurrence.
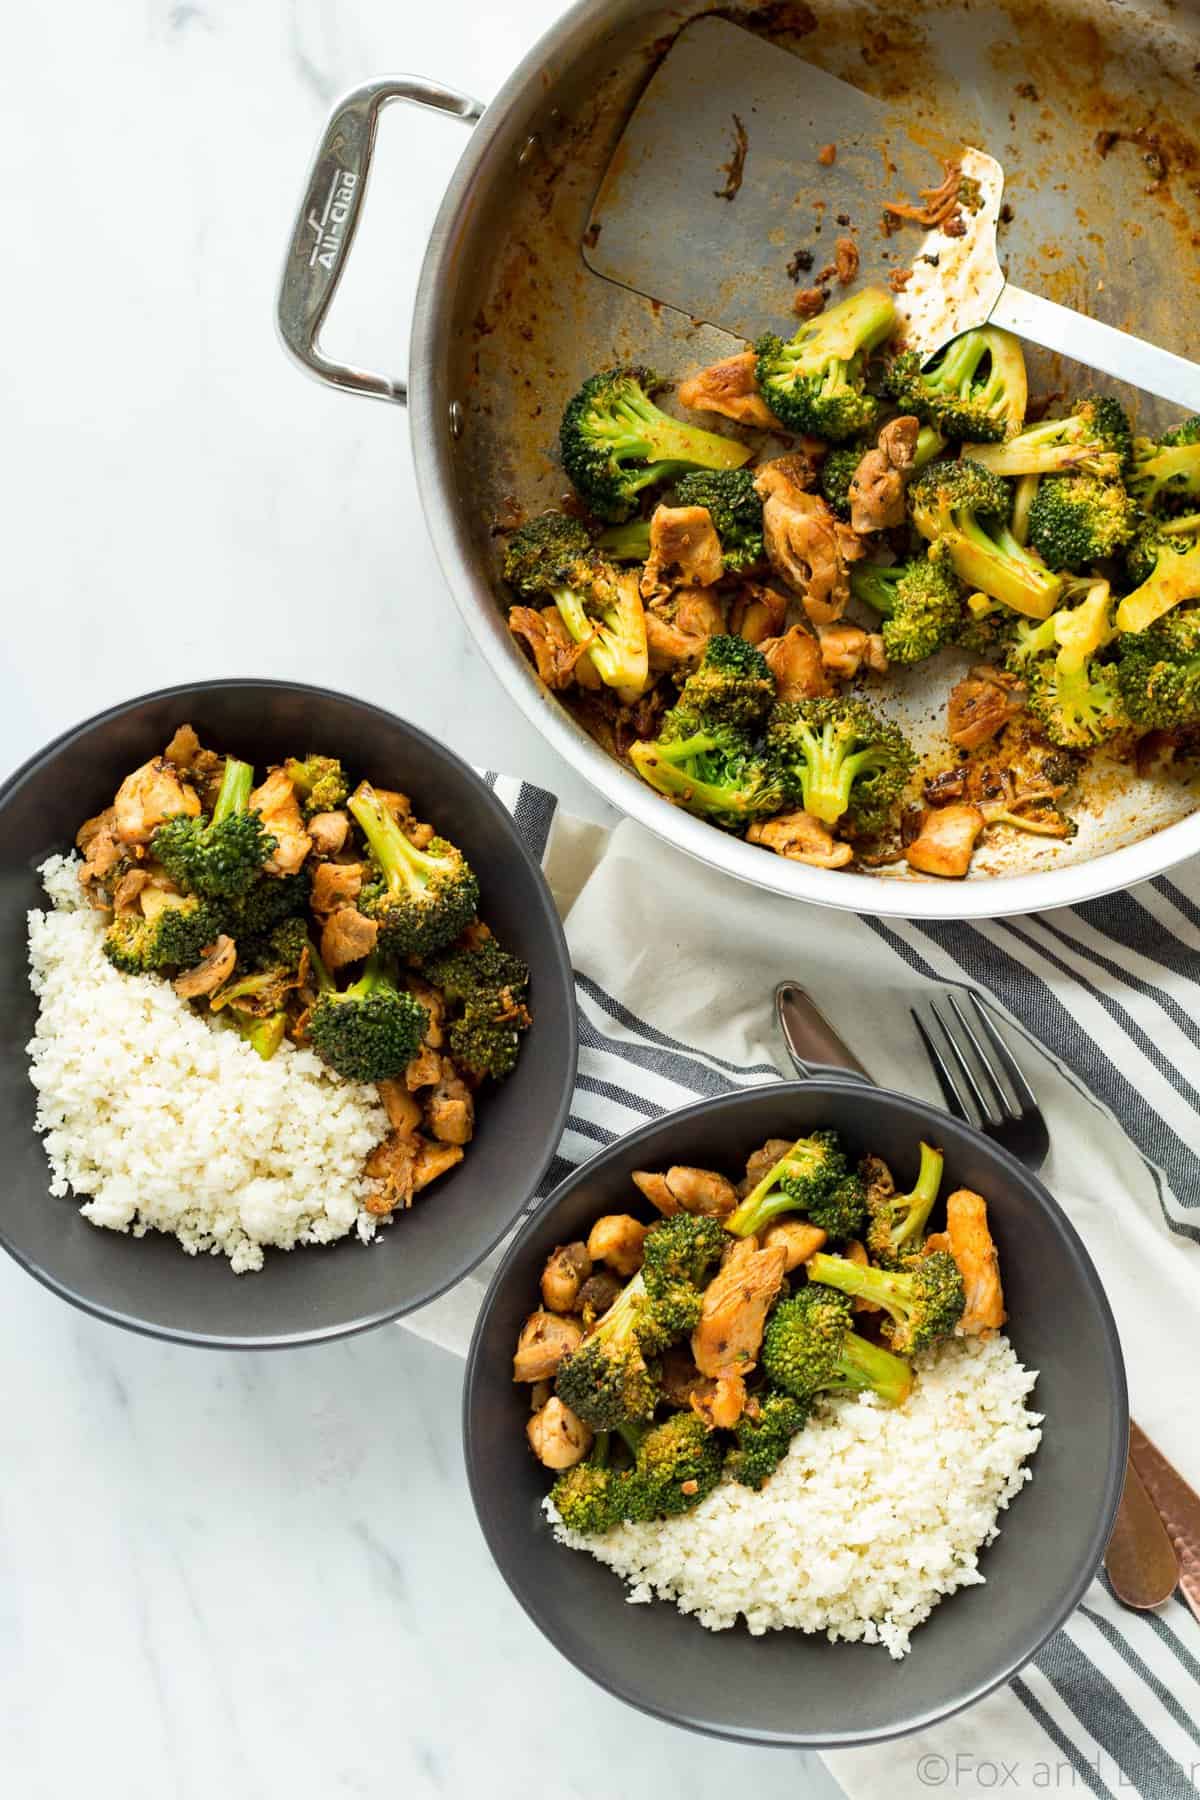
[1,676,579,1349]
[461,1078,1129,1747]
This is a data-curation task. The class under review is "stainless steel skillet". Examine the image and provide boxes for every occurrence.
[278,0,1200,919]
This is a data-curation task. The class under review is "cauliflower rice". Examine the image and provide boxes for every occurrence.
[548,1333,1042,1657]
[26,855,390,1274]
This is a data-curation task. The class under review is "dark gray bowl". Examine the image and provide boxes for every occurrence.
[0,680,577,1348]
[464,1081,1127,1747]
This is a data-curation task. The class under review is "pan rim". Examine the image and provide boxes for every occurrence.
[407,0,1200,921]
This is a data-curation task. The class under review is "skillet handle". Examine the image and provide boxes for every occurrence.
[775,982,875,1086]
[277,76,484,405]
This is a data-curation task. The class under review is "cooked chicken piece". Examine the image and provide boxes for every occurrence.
[905,803,986,879]
[659,1345,707,1408]
[576,1271,623,1327]
[834,234,860,285]
[172,935,236,1000]
[508,604,592,690]
[678,349,781,430]
[817,622,887,678]
[844,1238,882,1312]
[793,285,826,320]
[377,1078,422,1135]
[77,807,125,892]
[923,1230,950,1255]
[110,867,150,914]
[425,1060,474,1145]
[948,667,1027,751]
[249,768,312,876]
[163,723,201,768]
[405,1043,442,1091]
[527,1397,592,1469]
[411,1139,464,1192]
[512,1310,584,1382]
[586,1214,648,1276]
[362,1130,419,1213]
[644,585,726,672]
[755,464,865,625]
[738,1138,793,1197]
[728,582,789,646]
[320,905,378,972]
[113,758,201,846]
[691,1237,787,1377]
[641,504,725,600]
[631,1170,678,1217]
[664,1166,738,1217]
[691,1372,747,1430]
[761,1218,827,1271]
[945,1189,1007,1336]
[407,975,444,1048]
[540,1242,593,1314]
[847,415,919,535]
[308,810,350,858]
[760,625,832,701]
[310,861,364,914]
[76,807,118,854]
[747,809,854,869]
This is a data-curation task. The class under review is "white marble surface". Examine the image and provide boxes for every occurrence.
[1,3,842,1794]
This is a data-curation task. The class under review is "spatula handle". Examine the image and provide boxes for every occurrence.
[990,284,1200,412]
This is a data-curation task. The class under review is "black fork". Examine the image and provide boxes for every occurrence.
[910,989,1049,1172]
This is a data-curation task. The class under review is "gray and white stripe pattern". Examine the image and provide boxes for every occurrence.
[496,775,1200,1796]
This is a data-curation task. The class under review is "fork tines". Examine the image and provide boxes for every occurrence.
[911,989,1037,1129]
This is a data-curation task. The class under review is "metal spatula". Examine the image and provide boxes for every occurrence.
[584,17,1200,410]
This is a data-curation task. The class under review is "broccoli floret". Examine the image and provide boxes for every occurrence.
[151,757,273,900]
[953,591,1024,658]
[503,516,650,697]
[724,1390,810,1489]
[1124,514,1200,588]
[220,867,312,939]
[674,634,776,731]
[232,1012,288,1061]
[594,518,653,562]
[103,894,224,976]
[850,550,963,663]
[767,697,916,837]
[629,723,786,832]
[1020,583,1126,748]
[307,954,427,1082]
[425,939,529,1006]
[807,1249,965,1354]
[554,1274,663,1430]
[884,326,1027,443]
[448,994,530,1082]
[348,781,479,959]
[754,287,897,441]
[549,1447,620,1536]
[966,392,1132,479]
[864,1142,945,1266]
[819,442,866,520]
[559,366,751,523]
[1116,535,1200,635]
[761,1286,913,1406]
[283,754,350,817]
[674,468,765,572]
[642,1213,727,1294]
[1128,419,1200,516]
[624,1412,723,1519]
[1026,474,1136,570]
[1116,604,1200,730]
[910,458,1063,619]
[724,1130,859,1239]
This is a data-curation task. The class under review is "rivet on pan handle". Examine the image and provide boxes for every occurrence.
[775,981,874,1085]
[277,76,484,405]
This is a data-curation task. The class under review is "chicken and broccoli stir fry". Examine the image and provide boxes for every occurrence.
[513,1131,1006,1531]
[502,282,1200,880]
[73,724,532,1213]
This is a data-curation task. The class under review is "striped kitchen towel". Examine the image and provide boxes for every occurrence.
[407,775,1200,1800]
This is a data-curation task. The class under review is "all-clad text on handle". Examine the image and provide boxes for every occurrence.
[277,76,484,405]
